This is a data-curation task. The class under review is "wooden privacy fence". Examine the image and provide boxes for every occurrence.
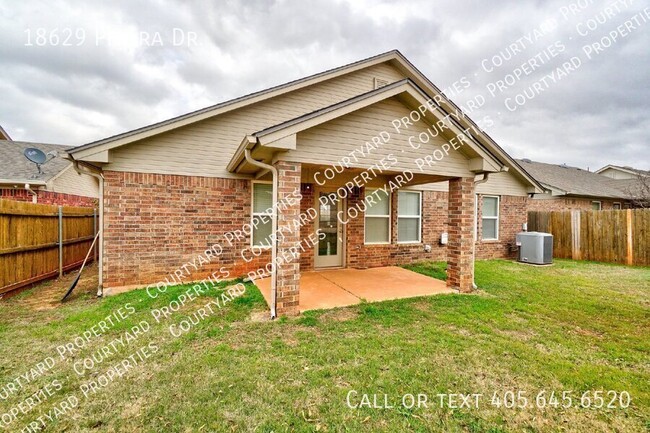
[528,209,649,266]
[0,199,98,296]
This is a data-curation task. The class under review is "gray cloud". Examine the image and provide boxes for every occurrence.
[0,0,647,170]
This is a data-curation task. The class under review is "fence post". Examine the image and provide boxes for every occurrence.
[58,206,63,278]
[93,208,97,263]
[626,209,633,265]
[571,210,580,260]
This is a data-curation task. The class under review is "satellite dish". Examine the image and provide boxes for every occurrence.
[24,148,47,164]
[24,147,56,177]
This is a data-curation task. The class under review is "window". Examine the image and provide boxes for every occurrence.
[481,196,499,240]
[397,191,421,243]
[591,201,602,211]
[365,189,390,244]
[613,202,621,210]
[252,182,273,247]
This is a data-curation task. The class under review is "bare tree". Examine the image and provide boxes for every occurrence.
[624,174,650,208]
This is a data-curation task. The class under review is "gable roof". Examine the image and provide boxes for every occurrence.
[67,49,544,192]
[227,79,503,173]
[517,159,627,199]
[68,50,405,158]
[595,164,650,177]
[0,141,72,184]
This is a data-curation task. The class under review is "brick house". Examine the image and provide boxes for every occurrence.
[67,50,545,316]
[518,159,631,211]
[0,141,98,207]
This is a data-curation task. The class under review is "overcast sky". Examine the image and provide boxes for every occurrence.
[0,0,648,170]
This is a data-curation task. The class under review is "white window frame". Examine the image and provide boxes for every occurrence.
[251,181,273,248]
[591,201,602,211]
[397,191,422,244]
[613,202,621,210]
[481,195,500,241]
[364,188,391,245]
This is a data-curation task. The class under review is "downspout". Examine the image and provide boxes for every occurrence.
[244,148,278,319]
[472,173,490,290]
[24,183,38,203]
[70,157,104,297]
[471,166,509,289]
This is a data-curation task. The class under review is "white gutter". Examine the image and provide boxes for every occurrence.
[244,148,278,319]
[69,158,104,297]
[472,173,490,290]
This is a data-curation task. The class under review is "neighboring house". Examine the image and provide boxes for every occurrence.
[67,50,544,316]
[0,125,11,141]
[0,141,99,207]
[518,159,629,210]
[595,164,649,180]
[595,165,649,207]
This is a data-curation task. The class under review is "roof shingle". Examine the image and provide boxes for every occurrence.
[0,141,72,183]
[517,159,627,199]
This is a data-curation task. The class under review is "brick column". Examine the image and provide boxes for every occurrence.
[274,160,302,316]
[447,177,475,293]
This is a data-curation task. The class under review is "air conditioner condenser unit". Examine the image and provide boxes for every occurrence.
[515,232,553,265]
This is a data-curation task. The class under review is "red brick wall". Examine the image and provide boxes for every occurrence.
[344,187,449,270]
[0,188,96,207]
[102,171,270,289]
[107,170,635,292]
[476,195,528,259]
[527,197,622,211]
[296,186,526,272]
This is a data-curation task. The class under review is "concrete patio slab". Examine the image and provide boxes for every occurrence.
[255,266,453,312]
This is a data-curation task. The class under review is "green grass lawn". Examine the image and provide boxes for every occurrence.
[0,260,648,432]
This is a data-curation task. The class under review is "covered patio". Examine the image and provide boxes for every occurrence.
[256,266,454,311]
[226,79,511,316]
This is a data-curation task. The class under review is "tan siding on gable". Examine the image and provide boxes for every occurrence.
[107,63,405,178]
[598,167,636,180]
[49,165,99,198]
[418,171,530,197]
[290,97,473,178]
[475,171,529,196]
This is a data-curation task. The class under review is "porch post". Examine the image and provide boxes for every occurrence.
[274,160,302,316]
[447,177,475,293]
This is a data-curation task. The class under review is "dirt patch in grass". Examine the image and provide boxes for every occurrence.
[2,263,99,311]
[248,310,272,322]
[572,326,604,339]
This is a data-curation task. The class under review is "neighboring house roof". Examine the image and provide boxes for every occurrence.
[517,159,627,199]
[595,164,650,177]
[0,125,11,141]
[599,177,647,200]
[67,50,545,193]
[0,141,72,184]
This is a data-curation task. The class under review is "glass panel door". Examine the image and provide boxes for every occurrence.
[315,191,343,268]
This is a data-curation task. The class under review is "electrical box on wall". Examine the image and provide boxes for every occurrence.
[440,232,448,245]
